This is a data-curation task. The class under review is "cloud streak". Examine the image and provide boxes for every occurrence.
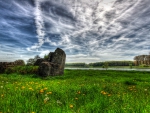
[0,0,150,63]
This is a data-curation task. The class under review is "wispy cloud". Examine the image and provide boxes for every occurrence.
[0,0,150,63]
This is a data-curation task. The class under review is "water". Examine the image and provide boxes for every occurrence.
[65,68,150,71]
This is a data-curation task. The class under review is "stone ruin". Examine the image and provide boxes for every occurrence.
[38,48,66,77]
[0,60,25,73]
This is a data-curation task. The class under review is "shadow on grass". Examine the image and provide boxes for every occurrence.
[124,81,137,85]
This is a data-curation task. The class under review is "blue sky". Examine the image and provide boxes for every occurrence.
[0,0,150,63]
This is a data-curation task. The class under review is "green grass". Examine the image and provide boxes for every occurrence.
[0,70,150,113]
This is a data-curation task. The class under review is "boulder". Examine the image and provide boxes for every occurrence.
[34,58,46,66]
[38,62,51,77]
[38,48,66,77]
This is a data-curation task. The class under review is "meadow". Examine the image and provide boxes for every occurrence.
[0,69,150,113]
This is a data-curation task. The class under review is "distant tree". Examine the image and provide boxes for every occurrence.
[44,54,49,60]
[129,63,132,69]
[26,55,40,66]
[103,62,109,70]
[34,55,40,62]
[26,58,34,66]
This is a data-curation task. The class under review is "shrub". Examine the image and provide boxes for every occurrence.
[140,64,149,67]
[5,68,14,74]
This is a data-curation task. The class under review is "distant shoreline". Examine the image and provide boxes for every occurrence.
[65,67,150,71]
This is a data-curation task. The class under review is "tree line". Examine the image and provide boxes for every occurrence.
[134,55,150,66]
[65,61,134,67]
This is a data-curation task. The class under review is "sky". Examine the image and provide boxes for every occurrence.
[0,0,150,63]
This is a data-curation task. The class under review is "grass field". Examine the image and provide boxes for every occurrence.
[0,70,150,113]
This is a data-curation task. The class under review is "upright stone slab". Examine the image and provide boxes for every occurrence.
[38,48,66,77]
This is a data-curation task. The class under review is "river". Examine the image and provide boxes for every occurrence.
[65,68,150,71]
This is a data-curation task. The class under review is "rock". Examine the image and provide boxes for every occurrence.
[38,62,51,77]
[38,48,66,77]
[34,58,46,66]
[0,62,6,73]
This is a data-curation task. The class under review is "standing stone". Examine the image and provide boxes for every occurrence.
[38,48,66,77]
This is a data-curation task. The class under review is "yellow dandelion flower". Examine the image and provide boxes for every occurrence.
[21,86,25,89]
[103,92,107,95]
[40,89,44,93]
[44,88,48,90]
[101,91,104,93]
[77,91,81,94]
[108,94,111,96]
[47,92,52,94]
[29,88,34,91]
[75,97,78,100]
[70,104,73,108]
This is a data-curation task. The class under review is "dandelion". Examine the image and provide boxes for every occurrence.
[101,91,107,95]
[39,89,44,93]
[21,86,25,89]
[44,97,49,103]
[44,88,48,90]
[57,100,62,105]
[70,104,73,108]
[47,92,52,94]
[29,88,34,91]
[77,91,81,94]
[144,89,147,91]
[75,97,78,100]
[108,94,111,97]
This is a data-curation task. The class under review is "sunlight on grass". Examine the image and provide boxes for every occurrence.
[0,70,150,112]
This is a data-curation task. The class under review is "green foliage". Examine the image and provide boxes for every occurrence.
[1,70,150,112]
[44,54,49,60]
[26,58,34,66]
[129,63,132,69]
[27,55,41,66]
[4,66,39,75]
[140,64,149,67]
[89,61,134,67]
[65,63,87,67]
[103,62,109,70]
[5,68,14,74]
